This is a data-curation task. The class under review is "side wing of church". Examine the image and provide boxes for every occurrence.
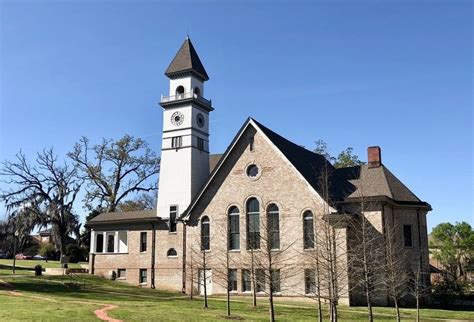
[87,38,432,306]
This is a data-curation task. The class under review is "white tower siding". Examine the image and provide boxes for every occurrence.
[157,37,211,219]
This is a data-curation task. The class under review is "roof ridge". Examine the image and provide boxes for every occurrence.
[381,166,422,202]
[250,118,326,159]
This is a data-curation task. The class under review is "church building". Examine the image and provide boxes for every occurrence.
[88,37,432,306]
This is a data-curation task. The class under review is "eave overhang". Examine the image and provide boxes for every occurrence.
[159,97,214,112]
[336,195,432,211]
[86,216,162,228]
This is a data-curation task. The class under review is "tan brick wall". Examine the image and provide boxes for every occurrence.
[184,127,350,302]
[89,124,431,307]
[91,222,183,292]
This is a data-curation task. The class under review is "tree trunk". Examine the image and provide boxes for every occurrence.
[416,295,420,322]
[394,297,400,322]
[227,287,231,316]
[269,288,275,322]
[317,292,322,322]
[226,235,231,316]
[189,260,194,300]
[315,251,322,321]
[251,249,257,308]
[203,251,208,309]
[361,220,373,322]
[203,270,208,309]
[366,297,373,322]
[59,235,67,260]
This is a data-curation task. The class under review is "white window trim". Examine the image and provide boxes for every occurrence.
[91,230,129,254]
[140,232,148,253]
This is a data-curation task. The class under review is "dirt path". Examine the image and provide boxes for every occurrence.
[94,305,122,322]
[0,279,121,322]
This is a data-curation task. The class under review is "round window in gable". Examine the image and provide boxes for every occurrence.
[246,164,259,178]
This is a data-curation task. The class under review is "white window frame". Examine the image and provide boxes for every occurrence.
[171,136,182,149]
[91,230,129,254]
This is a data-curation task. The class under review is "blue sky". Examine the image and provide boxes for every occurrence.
[1,1,472,231]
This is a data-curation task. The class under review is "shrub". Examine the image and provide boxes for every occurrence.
[66,244,86,263]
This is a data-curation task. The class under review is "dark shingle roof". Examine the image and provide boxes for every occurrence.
[252,119,356,202]
[165,37,209,81]
[182,118,430,219]
[253,119,424,204]
[88,209,159,225]
[335,165,421,202]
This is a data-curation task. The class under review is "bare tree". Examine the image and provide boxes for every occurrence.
[300,163,352,322]
[68,135,160,212]
[383,221,409,322]
[407,260,431,322]
[300,230,324,322]
[188,216,213,309]
[249,203,298,322]
[348,195,386,322]
[117,192,157,212]
[186,250,196,300]
[210,217,237,317]
[0,149,82,257]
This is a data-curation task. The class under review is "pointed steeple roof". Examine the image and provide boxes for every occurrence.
[165,37,209,81]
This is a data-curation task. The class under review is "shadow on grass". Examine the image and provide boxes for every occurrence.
[0,264,33,272]
[3,275,188,304]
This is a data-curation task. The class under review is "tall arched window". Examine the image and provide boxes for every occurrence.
[246,198,260,250]
[267,204,280,250]
[303,211,315,249]
[194,87,200,96]
[201,216,210,250]
[228,206,240,250]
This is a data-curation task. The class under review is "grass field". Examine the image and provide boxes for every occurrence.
[0,269,473,321]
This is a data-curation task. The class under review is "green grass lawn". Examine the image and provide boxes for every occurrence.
[0,259,82,269]
[0,272,472,321]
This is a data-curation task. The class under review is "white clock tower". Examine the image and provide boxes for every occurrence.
[157,37,213,225]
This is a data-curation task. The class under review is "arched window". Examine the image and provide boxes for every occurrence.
[194,87,200,96]
[228,206,240,250]
[267,204,280,250]
[303,211,315,249]
[201,216,210,250]
[246,198,260,250]
[167,248,177,257]
[175,85,185,96]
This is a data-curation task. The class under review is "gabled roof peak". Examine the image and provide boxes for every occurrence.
[165,37,209,81]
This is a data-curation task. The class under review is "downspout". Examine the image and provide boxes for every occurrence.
[416,208,424,298]
[151,222,156,289]
[182,221,187,294]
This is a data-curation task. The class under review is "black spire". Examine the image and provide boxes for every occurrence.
[165,37,209,81]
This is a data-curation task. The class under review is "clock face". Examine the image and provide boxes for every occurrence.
[171,111,184,126]
[196,113,205,128]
